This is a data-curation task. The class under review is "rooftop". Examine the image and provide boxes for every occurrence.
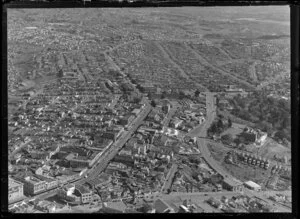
[154,198,173,213]
[223,177,243,187]
[75,184,91,194]
[24,176,44,184]
[103,201,127,212]
[244,180,261,188]
[9,177,23,188]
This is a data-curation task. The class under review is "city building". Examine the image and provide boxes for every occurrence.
[75,184,93,204]
[162,104,171,114]
[169,118,183,129]
[57,184,80,203]
[240,127,268,146]
[9,177,24,203]
[132,108,141,116]
[222,178,244,192]
[119,114,135,126]
[35,174,58,190]
[18,175,46,196]
[102,131,119,142]
[57,184,92,204]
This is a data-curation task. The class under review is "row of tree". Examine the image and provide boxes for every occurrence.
[229,92,291,141]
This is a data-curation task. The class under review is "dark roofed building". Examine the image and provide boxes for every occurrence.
[222,178,244,192]
[102,131,118,142]
[154,198,175,213]
[113,154,134,167]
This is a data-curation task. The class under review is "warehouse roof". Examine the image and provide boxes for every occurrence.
[244,180,261,189]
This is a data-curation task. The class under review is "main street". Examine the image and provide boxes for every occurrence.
[76,102,152,185]
[161,164,178,194]
[195,93,232,179]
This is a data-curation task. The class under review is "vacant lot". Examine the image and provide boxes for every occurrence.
[220,122,245,139]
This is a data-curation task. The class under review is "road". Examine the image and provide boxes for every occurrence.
[103,52,126,77]
[186,123,204,138]
[193,93,291,212]
[196,93,235,179]
[161,164,178,194]
[185,43,256,91]
[76,103,152,185]
[243,188,291,212]
[155,41,208,92]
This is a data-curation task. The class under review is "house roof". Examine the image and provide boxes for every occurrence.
[103,201,127,212]
[9,177,23,188]
[65,184,75,190]
[154,198,173,213]
[75,184,91,194]
[223,178,243,187]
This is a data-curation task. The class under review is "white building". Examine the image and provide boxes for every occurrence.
[244,180,261,191]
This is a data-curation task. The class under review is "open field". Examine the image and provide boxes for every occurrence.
[251,138,291,165]
[220,122,245,139]
[222,161,270,186]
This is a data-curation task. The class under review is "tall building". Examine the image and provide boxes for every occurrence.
[19,175,47,196]
[9,177,24,203]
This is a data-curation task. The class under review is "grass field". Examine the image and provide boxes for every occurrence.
[222,161,270,185]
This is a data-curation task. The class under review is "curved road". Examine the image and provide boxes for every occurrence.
[194,93,291,212]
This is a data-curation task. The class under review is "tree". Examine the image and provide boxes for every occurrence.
[258,121,273,134]
[274,130,288,141]
[209,122,218,135]
[221,134,234,145]
[233,138,240,147]
[194,89,200,97]
[150,100,156,107]
[217,119,224,130]
[161,91,167,99]
[57,68,63,78]
[179,91,185,100]
[228,118,232,128]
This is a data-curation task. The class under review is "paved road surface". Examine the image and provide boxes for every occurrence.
[185,43,256,91]
[193,93,291,212]
[76,103,152,185]
[161,164,178,193]
[196,93,232,178]
[155,41,208,92]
